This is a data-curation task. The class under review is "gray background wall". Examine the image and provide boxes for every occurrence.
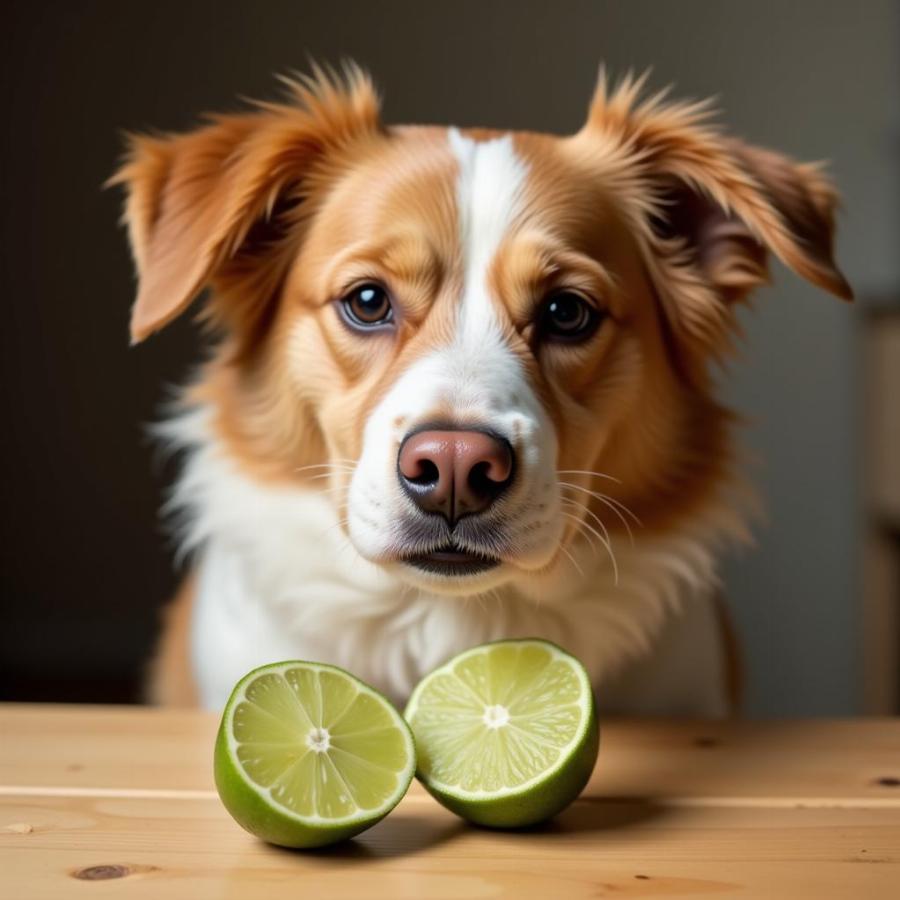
[2,0,898,713]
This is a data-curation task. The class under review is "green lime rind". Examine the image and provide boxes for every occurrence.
[214,660,416,849]
[404,638,600,829]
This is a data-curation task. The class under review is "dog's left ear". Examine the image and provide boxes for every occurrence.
[109,65,381,344]
[578,71,852,359]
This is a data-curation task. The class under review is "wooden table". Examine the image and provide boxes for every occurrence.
[2,705,899,898]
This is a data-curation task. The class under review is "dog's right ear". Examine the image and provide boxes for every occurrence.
[108,66,381,344]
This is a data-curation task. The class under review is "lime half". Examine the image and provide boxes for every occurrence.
[214,661,415,848]
[404,639,599,828]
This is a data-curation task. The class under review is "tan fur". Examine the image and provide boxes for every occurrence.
[114,66,850,708]
[145,575,198,707]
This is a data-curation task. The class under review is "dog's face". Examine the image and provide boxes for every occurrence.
[114,68,850,596]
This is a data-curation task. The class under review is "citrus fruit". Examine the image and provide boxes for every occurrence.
[404,639,599,828]
[214,661,415,848]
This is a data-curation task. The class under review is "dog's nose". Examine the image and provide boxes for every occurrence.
[397,429,514,523]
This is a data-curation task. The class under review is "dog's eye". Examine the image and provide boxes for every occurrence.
[539,291,602,342]
[341,283,393,328]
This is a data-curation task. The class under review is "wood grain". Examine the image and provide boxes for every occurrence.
[2,704,899,898]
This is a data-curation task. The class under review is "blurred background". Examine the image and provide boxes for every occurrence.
[1,0,898,715]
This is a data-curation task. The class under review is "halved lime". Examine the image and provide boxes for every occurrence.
[214,661,415,848]
[404,639,599,828]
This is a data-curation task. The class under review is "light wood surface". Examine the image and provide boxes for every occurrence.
[2,705,899,898]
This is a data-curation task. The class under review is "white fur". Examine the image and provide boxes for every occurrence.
[448,128,525,343]
[163,408,743,715]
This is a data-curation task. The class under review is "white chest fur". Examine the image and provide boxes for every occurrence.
[167,410,740,716]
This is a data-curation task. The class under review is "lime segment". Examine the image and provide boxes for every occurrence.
[404,639,599,827]
[214,661,415,848]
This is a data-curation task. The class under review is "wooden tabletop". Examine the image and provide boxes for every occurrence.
[2,705,899,898]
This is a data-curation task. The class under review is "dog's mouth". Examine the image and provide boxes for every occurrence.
[402,544,500,577]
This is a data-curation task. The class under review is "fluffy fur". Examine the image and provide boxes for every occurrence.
[112,65,850,713]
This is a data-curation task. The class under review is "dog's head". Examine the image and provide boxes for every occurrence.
[113,66,850,596]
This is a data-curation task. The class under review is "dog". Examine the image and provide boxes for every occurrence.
[111,65,851,715]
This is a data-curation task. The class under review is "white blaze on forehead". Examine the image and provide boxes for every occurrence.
[448,128,528,344]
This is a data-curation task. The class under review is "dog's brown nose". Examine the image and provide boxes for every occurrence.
[397,429,514,523]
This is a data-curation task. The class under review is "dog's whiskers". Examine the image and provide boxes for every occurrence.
[557,481,641,542]
[591,495,639,545]
[559,510,600,557]
[560,494,627,573]
[304,471,354,483]
[556,469,621,484]
[557,480,640,524]
[560,495,616,547]
[596,491,642,527]
[556,541,584,579]
[560,503,619,586]
[294,462,357,476]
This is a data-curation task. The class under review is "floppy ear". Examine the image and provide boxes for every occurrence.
[109,66,381,344]
[579,72,852,363]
